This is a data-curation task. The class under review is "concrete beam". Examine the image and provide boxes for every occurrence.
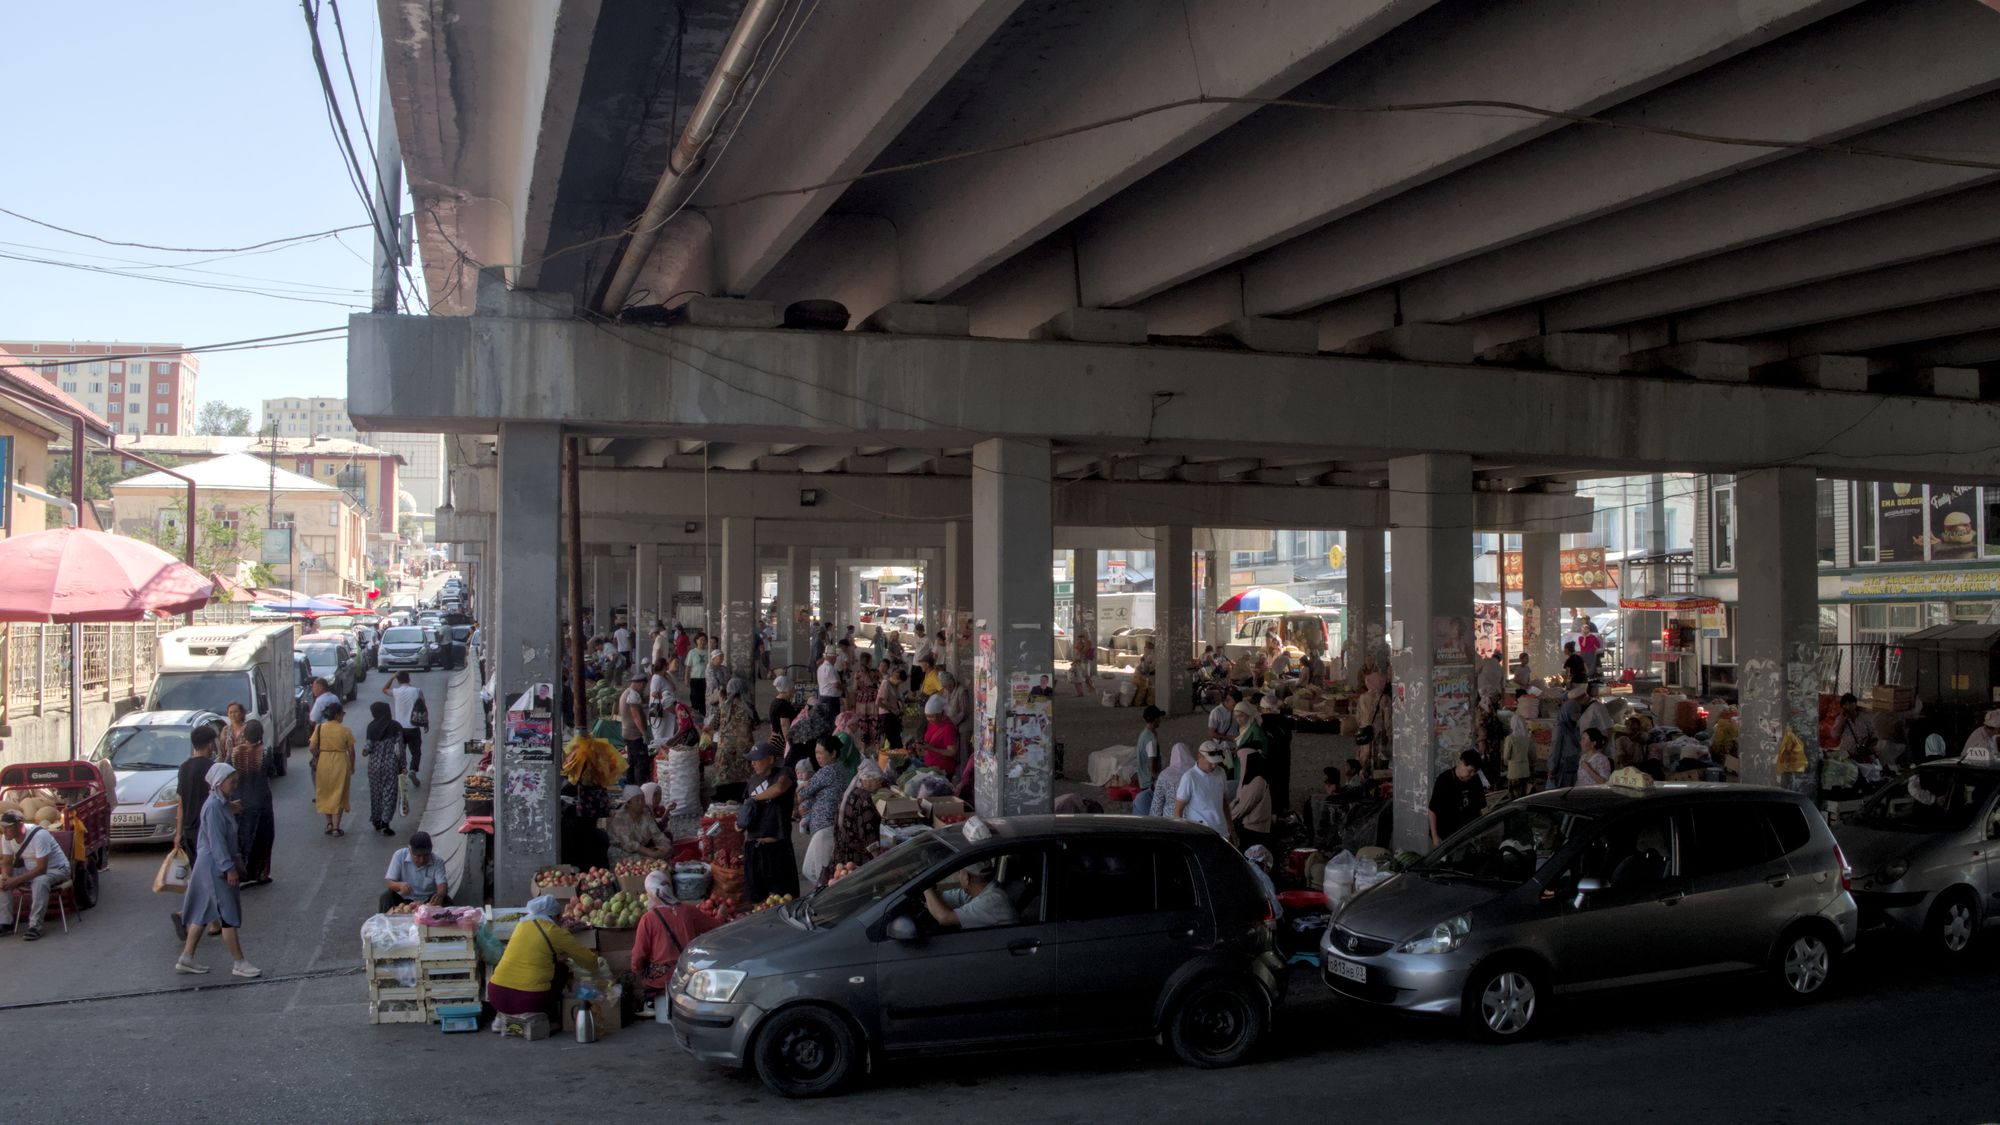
[680,0,1024,295]
[1771,291,2000,358]
[875,0,1435,304]
[1240,0,2000,315]
[1672,245,2000,343]
[1396,92,2000,324]
[1542,185,2000,332]
[1902,330,2000,368]
[348,315,2000,481]
[1074,0,1843,308]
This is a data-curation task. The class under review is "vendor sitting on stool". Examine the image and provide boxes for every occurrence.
[488,894,600,1020]
[378,831,451,914]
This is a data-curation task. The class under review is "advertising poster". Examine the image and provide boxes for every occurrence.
[1877,483,1925,562]
[973,633,997,764]
[1004,671,1053,769]
[1928,484,1978,561]
[1431,668,1474,757]
[1431,615,1473,666]
[1472,602,1504,658]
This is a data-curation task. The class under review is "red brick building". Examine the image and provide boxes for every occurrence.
[0,340,198,436]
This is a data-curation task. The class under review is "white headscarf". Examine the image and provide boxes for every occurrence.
[524,894,561,921]
[1152,742,1196,817]
[643,868,673,906]
[1509,714,1529,741]
[204,761,237,788]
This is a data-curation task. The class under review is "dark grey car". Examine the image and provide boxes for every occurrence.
[1320,784,1858,1041]
[671,816,1283,1097]
[1837,753,2000,957]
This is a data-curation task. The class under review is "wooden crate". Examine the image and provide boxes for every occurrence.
[368,1000,428,1025]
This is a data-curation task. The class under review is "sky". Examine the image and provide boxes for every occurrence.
[0,1,403,424]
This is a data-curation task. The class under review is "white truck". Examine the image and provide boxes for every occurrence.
[146,624,301,776]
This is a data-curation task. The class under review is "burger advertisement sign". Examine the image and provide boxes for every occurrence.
[1929,485,1978,561]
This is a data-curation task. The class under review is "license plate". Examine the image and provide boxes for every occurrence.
[1329,956,1368,984]
[112,814,146,827]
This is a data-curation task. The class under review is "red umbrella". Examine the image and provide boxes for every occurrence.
[0,527,214,623]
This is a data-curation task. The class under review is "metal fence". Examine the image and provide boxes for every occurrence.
[1,602,263,718]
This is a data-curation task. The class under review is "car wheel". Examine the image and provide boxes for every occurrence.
[72,862,99,909]
[1772,926,1838,1001]
[1925,888,1981,959]
[751,1005,859,1098]
[1166,976,1267,1068]
[1463,961,1545,1042]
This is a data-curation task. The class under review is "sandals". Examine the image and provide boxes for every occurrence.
[332,829,346,837]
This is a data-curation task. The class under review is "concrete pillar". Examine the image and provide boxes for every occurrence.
[705,551,722,636]
[786,547,812,675]
[943,521,974,680]
[1203,549,1227,651]
[491,422,562,904]
[838,566,858,636]
[1387,454,1475,855]
[972,438,1055,816]
[1345,529,1386,682]
[1072,548,1099,643]
[720,518,758,688]
[1735,467,1820,792]
[921,550,941,639]
[1520,531,1562,684]
[634,542,657,627]
[1154,527,1193,715]
[589,556,602,632]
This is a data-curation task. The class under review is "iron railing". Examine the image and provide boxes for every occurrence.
[1,602,265,717]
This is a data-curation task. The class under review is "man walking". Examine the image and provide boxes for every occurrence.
[383,672,428,782]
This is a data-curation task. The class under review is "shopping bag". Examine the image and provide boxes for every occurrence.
[411,696,431,730]
[153,847,191,895]
[400,774,415,818]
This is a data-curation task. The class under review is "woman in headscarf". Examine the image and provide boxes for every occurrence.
[713,677,756,802]
[831,710,863,771]
[849,653,879,747]
[228,719,275,885]
[704,644,727,714]
[363,701,406,836]
[607,785,672,863]
[1242,844,1282,923]
[489,894,600,1019]
[1229,748,1274,853]
[639,781,674,836]
[310,701,355,837]
[1503,713,1536,798]
[1150,742,1196,819]
[831,758,885,869]
[631,869,718,1006]
[919,693,959,774]
[173,762,260,978]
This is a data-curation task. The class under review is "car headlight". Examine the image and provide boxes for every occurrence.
[151,781,180,809]
[1879,858,1909,883]
[1398,914,1471,955]
[682,968,746,1003]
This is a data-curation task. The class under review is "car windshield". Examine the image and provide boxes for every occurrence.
[807,835,956,928]
[96,727,195,770]
[301,644,341,669]
[381,627,423,645]
[1415,804,1585,886]
[1859,766,2000,832]
[149,672,249,717]
[318,615,356,631]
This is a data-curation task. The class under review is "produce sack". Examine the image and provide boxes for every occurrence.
[152,847,191,894]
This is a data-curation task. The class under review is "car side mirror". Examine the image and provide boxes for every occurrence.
[886,915,919,943]
[1571,876,1606,910]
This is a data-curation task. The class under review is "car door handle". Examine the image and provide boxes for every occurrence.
[1765,874,1790,888]
[1656,892,1685,906]
[1008,939,1041,956]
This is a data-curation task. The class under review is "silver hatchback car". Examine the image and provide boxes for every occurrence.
[1835,751,2000,958]
[1320,784,1857,1041]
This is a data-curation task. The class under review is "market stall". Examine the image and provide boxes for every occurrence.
[1618,595,1722,695]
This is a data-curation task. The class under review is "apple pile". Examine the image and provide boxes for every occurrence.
[750,893,795,913]
[824,862,859,885]
[532,869,581,891]
[612,858,667,878]
[587,890,645,929]
[694,894,740,923]
[577,867,616,895]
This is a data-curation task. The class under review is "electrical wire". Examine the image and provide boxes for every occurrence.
[8,327,351,370]
[0,248,370,309]
[0,206,369,254]
[301,0,406,311]
[0,239,371,295]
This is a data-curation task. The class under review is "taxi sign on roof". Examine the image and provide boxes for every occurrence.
[1963,746,1996,768]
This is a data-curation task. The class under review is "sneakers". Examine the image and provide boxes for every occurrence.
[232,961,263,979]
[175,957,210,975]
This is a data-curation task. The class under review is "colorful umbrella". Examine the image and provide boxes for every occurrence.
[0,527,213,623]
[1215,586,1306,614]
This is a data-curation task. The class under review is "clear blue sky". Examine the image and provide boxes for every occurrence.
[0,1,401,421]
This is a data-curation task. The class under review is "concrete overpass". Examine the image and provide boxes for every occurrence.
[362,0,2000,888]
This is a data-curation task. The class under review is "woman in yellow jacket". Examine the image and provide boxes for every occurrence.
[489,895,601,1019]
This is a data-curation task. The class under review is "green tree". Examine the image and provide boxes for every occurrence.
[196,401,252,436]
[132,500,265,579]
[46,452,176,503]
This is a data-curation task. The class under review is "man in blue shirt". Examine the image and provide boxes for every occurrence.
[1133,705,1164,815]
[378,832,451,914]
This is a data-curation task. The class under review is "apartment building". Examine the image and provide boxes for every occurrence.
[0,340,198,436]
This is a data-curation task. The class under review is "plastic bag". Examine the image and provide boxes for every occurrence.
[1352,856,1392,895]
[361,912,420,954]
[1322,850,1357,911]
[152,847,191,895]
[414,904,484,929]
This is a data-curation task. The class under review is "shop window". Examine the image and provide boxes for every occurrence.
[1711,484,1734,570]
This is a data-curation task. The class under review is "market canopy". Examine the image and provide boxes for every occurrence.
[1216,587,1305,614]
[0,527,213,623]
[1618,595,1722,611]
[255,597,352,614]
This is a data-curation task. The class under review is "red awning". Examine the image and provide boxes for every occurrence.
[1618,595,1722,612]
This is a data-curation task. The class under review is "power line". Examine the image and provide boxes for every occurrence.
[0,239,370,295]
[7,328,351,370]
[0,206,369,254]
[0,248,370,309]
[300,0,404,307]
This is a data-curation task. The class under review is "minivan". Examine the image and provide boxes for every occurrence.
[1320,784,1856,1041]
[672,816,1283,1097]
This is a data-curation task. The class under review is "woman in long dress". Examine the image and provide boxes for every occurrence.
[362,701,406,836]
[311,701,356,837]
[173,763,261,978]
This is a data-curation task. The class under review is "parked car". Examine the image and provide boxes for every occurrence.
[298,632,358,701]
[420,625,443,665]
[1320,784,1856,1041]
[672,815,1282,1097]
[89,709,228,845]
[1836,750,2000,958]
[291,652,314,745]
[376,625,432,671]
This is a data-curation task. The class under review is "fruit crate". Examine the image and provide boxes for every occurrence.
[368,980,426,1005]
[368,1000,428,1025]
[414,926,477,962]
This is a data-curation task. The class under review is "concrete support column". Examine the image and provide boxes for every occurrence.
[972,438,1054,815]
[720,518,758,688]
[589,556,602,632]
[492,422,562,904]
[921,550,941,639]
[838,566,858,635]
[634,542,657,627]
[1520,531,1562,683]
[786,547,812,675]
[1072,548,1099,642]
[816,560,837,626]
[705,552,722,636]
[1204,549,1227,651]
[943,521,974,680]
[1154,526,1193,715]
[1735,467,1820,791]
[1345,529,1386,683]
[1387,454,1475,855]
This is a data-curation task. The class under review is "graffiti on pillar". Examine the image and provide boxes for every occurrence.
[500,684,556,860]
[1432,667,1474,760]
[972,633,998,813]
[1003,671,1054,811]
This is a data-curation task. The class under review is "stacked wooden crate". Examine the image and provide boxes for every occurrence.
[365,925,481,1025]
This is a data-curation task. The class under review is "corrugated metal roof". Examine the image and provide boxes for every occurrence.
[111,451,342,494]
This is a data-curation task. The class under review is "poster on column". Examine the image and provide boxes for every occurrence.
[1472,603,1504,658]
[1005,671,1053,773]
[1431,615,1474,666]
[1431,668,1474,758]
[973,633,997,765]
[501,682,556,858]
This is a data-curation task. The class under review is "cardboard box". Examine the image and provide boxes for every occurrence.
[878,796,921,821]
[616,872,650,898]
[534,865,580,900]
[923,797,968,824]
[594,926,637,955]
[599,948,632,975]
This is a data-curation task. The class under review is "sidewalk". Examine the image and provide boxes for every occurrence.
[408,660,483,896]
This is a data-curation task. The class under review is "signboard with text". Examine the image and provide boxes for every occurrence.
[1501,546,1615,590]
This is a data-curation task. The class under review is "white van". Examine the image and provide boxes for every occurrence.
[147,624,300,776]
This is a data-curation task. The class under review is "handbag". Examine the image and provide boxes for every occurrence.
[153,845,191,894]
[399,773,415,817]
[411,695,431,730]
